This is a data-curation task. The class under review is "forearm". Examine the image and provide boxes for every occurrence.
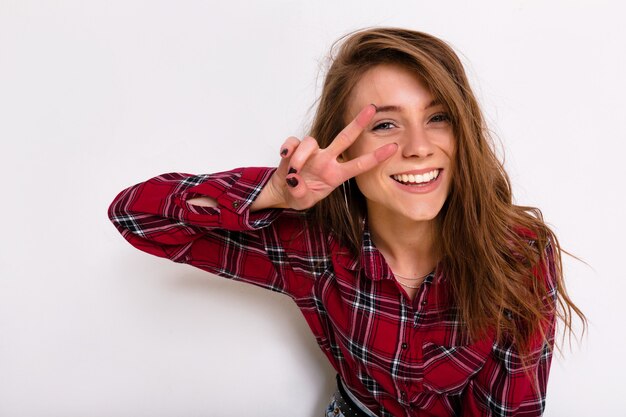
[109,168,303,296]
[110,168,280,243]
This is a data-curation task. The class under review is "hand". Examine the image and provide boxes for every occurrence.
[263,104,398,211]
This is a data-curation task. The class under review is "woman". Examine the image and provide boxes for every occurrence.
[108,28,585,416]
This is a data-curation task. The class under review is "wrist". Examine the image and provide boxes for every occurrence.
[250,177,288,211]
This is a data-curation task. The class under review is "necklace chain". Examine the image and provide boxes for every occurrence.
[396,281,421,289]
[393,271,432,281]
[392,270,433,289]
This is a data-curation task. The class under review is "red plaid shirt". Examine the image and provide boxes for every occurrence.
[108,167,557,417]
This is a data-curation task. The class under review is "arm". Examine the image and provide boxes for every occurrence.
[108,105,396,294]
[462,245,559,416]
[108,167,299,294]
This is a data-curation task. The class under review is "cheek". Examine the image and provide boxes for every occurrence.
[343,133,374,160]
[443,134,456,158]
[353,171,376,197]
[353,168,387,201]
[343,144,362,161]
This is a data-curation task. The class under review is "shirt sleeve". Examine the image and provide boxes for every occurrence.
[107,167,302,296]
[461,244,559,417]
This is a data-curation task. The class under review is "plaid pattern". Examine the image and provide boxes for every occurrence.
[108,167,557,417]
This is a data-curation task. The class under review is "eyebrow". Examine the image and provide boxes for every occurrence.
[375,99,441,113]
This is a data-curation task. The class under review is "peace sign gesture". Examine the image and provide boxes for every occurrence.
[252,104,398,211]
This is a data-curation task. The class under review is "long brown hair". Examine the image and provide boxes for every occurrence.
[308,28,586,372]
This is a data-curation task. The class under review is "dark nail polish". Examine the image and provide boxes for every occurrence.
[286,177,298,188]
[288,167,297,175]
[280,148,288,156]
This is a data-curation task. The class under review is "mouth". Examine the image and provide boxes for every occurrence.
[391,169,441,186]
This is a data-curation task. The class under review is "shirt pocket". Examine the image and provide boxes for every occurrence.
[421,338,492,395]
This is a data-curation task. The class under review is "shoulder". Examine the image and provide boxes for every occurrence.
[265,210,335,272]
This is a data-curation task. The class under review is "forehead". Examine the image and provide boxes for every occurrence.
[347,64,436,118]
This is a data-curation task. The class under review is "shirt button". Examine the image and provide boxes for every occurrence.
[401,342,408,349]
[232,200,240,209]
[401,391,407,399]
[333,408,340,415]
[421,300,427,306]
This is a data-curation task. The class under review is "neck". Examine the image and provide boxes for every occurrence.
[367,207,439,278]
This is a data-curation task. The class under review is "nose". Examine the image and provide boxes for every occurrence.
[401,125,435,158]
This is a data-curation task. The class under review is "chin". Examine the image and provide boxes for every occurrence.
[399,206,443,222]
[397,195,446,218]
[406,213,440,222]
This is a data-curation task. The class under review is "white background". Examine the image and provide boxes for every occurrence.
[1,1,624,416]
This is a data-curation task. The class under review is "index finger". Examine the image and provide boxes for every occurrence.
[325,104,377,156]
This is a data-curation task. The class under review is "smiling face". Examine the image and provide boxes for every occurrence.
[344,64,456,225]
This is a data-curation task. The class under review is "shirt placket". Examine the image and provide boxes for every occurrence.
[394,280,431,415]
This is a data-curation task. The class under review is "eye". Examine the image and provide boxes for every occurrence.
[372,121,396,131]
[429,113,451,123]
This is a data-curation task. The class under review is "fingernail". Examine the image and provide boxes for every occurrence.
[280,148,288,156]
[288,167,297,174]
[286,177,298,188]
[370,103,378,111]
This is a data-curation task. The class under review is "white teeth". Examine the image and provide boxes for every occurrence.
[392,169,440,184]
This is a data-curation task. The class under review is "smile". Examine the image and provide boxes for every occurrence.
[391,169,440,185]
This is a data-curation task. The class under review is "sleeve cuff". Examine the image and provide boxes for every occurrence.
[182,167,282,230]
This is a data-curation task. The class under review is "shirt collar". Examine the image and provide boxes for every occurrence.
[360,225,394,282]
[331,219,390,281]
